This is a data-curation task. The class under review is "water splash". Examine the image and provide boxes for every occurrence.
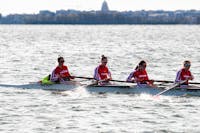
[51,86,90,98]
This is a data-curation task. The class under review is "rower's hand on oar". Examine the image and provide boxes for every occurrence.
[58,74,66,79]
[96,79,106,86]
[187,76,194,80]
[148,79,154,84]
[134,78,142,83]
[104,78,111,82]
[151,79,154,82]
[126,78,135,83]
[70,76,75,79]
[56,74,62,79]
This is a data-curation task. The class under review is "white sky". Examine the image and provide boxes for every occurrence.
[0,0,200,15]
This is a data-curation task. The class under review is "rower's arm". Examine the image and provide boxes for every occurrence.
[94,67,100,81]
[50,69,59,82]
[175,70,181,83]
[188,74,194,80]
[107,70,112,80]
[66,68,74,79]
[127,72,134,82]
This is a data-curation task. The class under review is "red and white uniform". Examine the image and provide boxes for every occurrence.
[50,65,71,82]
[94,65,111,81]
[175,68,193,85]
[127,69,149,85]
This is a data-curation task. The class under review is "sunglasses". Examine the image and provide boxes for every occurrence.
[59,60,65,63]
[184,64,191,67]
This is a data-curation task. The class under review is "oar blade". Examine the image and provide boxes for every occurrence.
[153,80,187,97]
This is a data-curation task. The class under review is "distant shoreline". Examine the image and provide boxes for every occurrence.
[0,10,200,24]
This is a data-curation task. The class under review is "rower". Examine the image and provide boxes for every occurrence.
[50,57,74,83]
[175,60,194,88]
[127,60,154,87]
[94,55,112,85]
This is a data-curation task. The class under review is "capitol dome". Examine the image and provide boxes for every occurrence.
[101,1,109,12]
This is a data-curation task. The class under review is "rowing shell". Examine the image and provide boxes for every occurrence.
[86,85,200,96]
[0,83,200,96]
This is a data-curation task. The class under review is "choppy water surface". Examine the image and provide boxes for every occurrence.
[0,25,200,132]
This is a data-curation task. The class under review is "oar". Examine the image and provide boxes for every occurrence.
[86,79,108,87]
[74,76,135,83]
[154,80,200,85]
[74,76,94,80]
[154,80,187,97]
[185,82,200,85]
[75,76,200,85]
[154,80,174,83]
[111,79,135,83]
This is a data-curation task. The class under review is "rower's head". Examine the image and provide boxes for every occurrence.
[101,55,108,66]
[183,60,191,70]
[58,57,65,65]
[138,60,147,70]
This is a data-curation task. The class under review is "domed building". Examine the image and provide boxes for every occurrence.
[101,1,109,12]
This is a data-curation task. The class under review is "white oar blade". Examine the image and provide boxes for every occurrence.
[154,80,187,97]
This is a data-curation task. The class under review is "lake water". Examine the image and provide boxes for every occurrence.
[0,25,200,132]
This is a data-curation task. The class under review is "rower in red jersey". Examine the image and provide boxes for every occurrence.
[94,55,112,85]
[175,60,194,88]
[127,60,154,87]
[50,57,74,83]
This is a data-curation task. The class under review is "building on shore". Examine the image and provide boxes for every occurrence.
[101,1,109,12]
